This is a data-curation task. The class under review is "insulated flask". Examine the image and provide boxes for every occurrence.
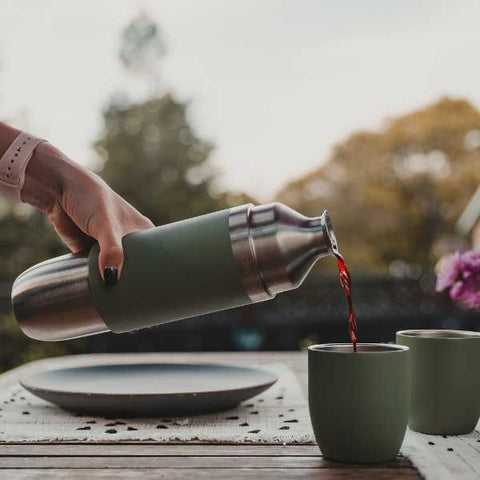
[12,203,338,341]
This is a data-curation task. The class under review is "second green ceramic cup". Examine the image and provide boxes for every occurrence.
[397,329,480,435]
[308,344,410,463]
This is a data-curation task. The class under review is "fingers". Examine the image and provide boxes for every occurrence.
[47,204,94,254]
[97,231,124,286]
[59,180,154,285]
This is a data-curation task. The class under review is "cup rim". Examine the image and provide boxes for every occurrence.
[396,329,480,339]
[308,343,409,353]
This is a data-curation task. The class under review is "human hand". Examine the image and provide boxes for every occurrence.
[21,141,154,285]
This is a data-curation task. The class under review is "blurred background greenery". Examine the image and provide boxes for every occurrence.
[0,11,479,372]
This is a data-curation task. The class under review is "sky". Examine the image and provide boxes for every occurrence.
[1,0,480,200]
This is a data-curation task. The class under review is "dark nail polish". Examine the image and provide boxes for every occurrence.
[104,267,118,286]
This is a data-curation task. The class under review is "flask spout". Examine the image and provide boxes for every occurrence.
[229,203,339,300]
[319,210,340,257]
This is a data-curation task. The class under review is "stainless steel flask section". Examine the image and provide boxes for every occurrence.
[230,203,337,301]
[11,202,338,341]
[12,253,107,341]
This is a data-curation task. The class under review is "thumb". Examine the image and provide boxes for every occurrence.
[97,232,124,286]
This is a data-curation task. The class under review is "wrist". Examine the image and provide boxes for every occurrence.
[21,142,88,209]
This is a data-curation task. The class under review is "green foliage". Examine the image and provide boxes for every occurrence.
[278,98,480,271]
[96,93,252,225]
[0,203,66,282]
[119,12,166,75]
[0,314,69,372]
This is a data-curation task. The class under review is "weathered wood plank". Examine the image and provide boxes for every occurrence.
[0,444,320,456]
[0,468,422,479]
[0,455,411,469]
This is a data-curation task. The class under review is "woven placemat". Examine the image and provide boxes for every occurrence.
[402,426,480,480]
[0,363,314,444]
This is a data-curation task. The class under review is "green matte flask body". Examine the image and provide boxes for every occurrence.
[89,209,251,333]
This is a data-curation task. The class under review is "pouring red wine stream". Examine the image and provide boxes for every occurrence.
[335,253,358,352]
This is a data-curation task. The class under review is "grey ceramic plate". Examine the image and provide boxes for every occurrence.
[20,362,278,417]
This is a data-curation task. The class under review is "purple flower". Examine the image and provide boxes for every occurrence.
[436,250,480,309]
[436,252,462,292]
[459,250,480,279]
[450,275,480,308]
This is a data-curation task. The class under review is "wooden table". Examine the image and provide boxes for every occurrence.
[0,352,421,479]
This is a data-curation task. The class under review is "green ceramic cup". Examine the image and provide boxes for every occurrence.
[308,344,410,464]
[396,329,480,435]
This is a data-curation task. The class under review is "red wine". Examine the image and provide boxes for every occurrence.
[335,253,357,352]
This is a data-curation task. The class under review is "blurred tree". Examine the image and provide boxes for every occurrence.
[119,12,166,94]
[0,62,65,283]
[97,13,254,224]
[0,314,69,372]
[0,204,65,281]
[278,98,480,272]
[119,12,166,74]
[96,94,243,225]
[0,56,67,373]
